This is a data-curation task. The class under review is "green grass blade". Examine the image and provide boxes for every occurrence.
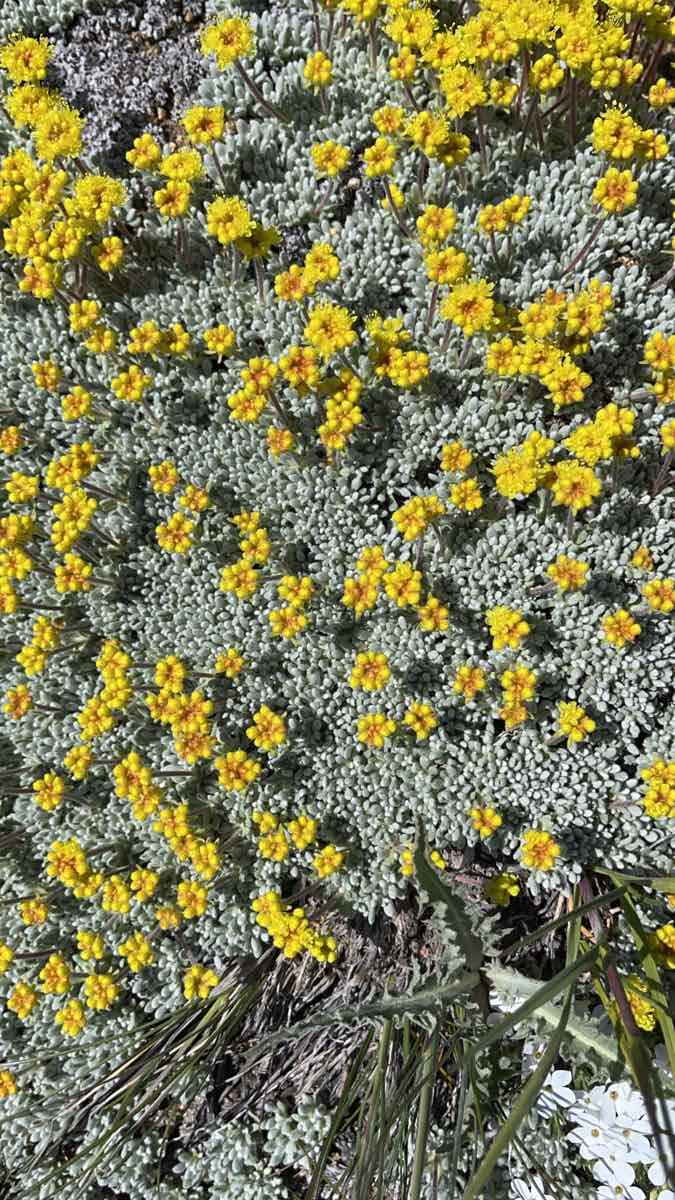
[616,889,675,1080]
[594,868,675,893]
[354,1018,392,1200]
[409,1022,440,1200]
[245,972,480,1059]
[467,949,597,1062]
[306,1031,373,1200]
[448,1065,468,1200]
[487,964,620,1067]
[462,986,574,1200]
[505,885,624,956]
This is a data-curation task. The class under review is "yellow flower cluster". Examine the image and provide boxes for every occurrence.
[252,891,337,961]
[0,0,673,1070]
[392,494,445,540]
[641,759,675,819]
[644,331,675,408]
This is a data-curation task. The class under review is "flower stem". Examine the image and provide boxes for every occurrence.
[253,257,266,304]
[211,141,229,191]
[476,106,489,174]
[457,338,472,369]
[383,178,412,236]
[566,71,578,147]
[235,61,290,124]
[652,451,673,497]
[312,177,335,217]
[311,0,323,49]
[368,20,379,69]
[649,263,675,292]
[562,216,606,277]
[425,284,439,331]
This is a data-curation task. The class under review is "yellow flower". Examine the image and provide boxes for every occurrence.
[647,924,675,970]
[440,441,472,473]
[258,829,290,861]
[287,814,318,849]
[182,105,225,145]
[0,36,52,83]
[453,664,486,701]
[501,665,536,702]
[215,750,261,791]
[350,651,391,691]
[176,880,209,919]
[126,132,162,168]
[486,606,530,651]
[417,595,449,632]
[363,136,397,177]
[200,17,254,68]
[403,701,437,740]
[631,546,654,571]
[550,462,601,512]
[484,873,520,907]
[206,196,253,244]
[450,479,483,511]
[203,323,236,358]
[601,609,641,648]
[313,844,345,878]
[34,106,83,161]
[214,648,245,678]
[0,1069,18,1097]
[440,279,496,336]
[304,51,332,88]
[469,806,502,839]
[546,556,589,592]
[39,953,70,995]
[310,140,350,178]
[593,168,638,214]
[357,712,396,748]
[118,932,155,972]
[304,303,356,360]
[643,578,675,613]
[183,964,219,999]
[246,705,286,752]
[558,701,596,745]
[55,998,86,1037]
[521,830,560,871]
[624,975,656,1031]
[83,973,118,1010]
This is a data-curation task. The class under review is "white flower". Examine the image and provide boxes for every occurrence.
[567,1083,654,1166]
[511,1177,555,1200]
[648,1149,675,1188]
[604,1082,649,1130]
[521,1037,548,1074]
[536,1069,576,1118]
[596,1185,644,1200]
[593,1157,639,1191]
[569,1085,616,1128]
[591,1153,638,1189]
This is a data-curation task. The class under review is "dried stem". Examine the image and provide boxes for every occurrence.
[652,451,673,497]
[311,0,323,49]
[475,107,489,174]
